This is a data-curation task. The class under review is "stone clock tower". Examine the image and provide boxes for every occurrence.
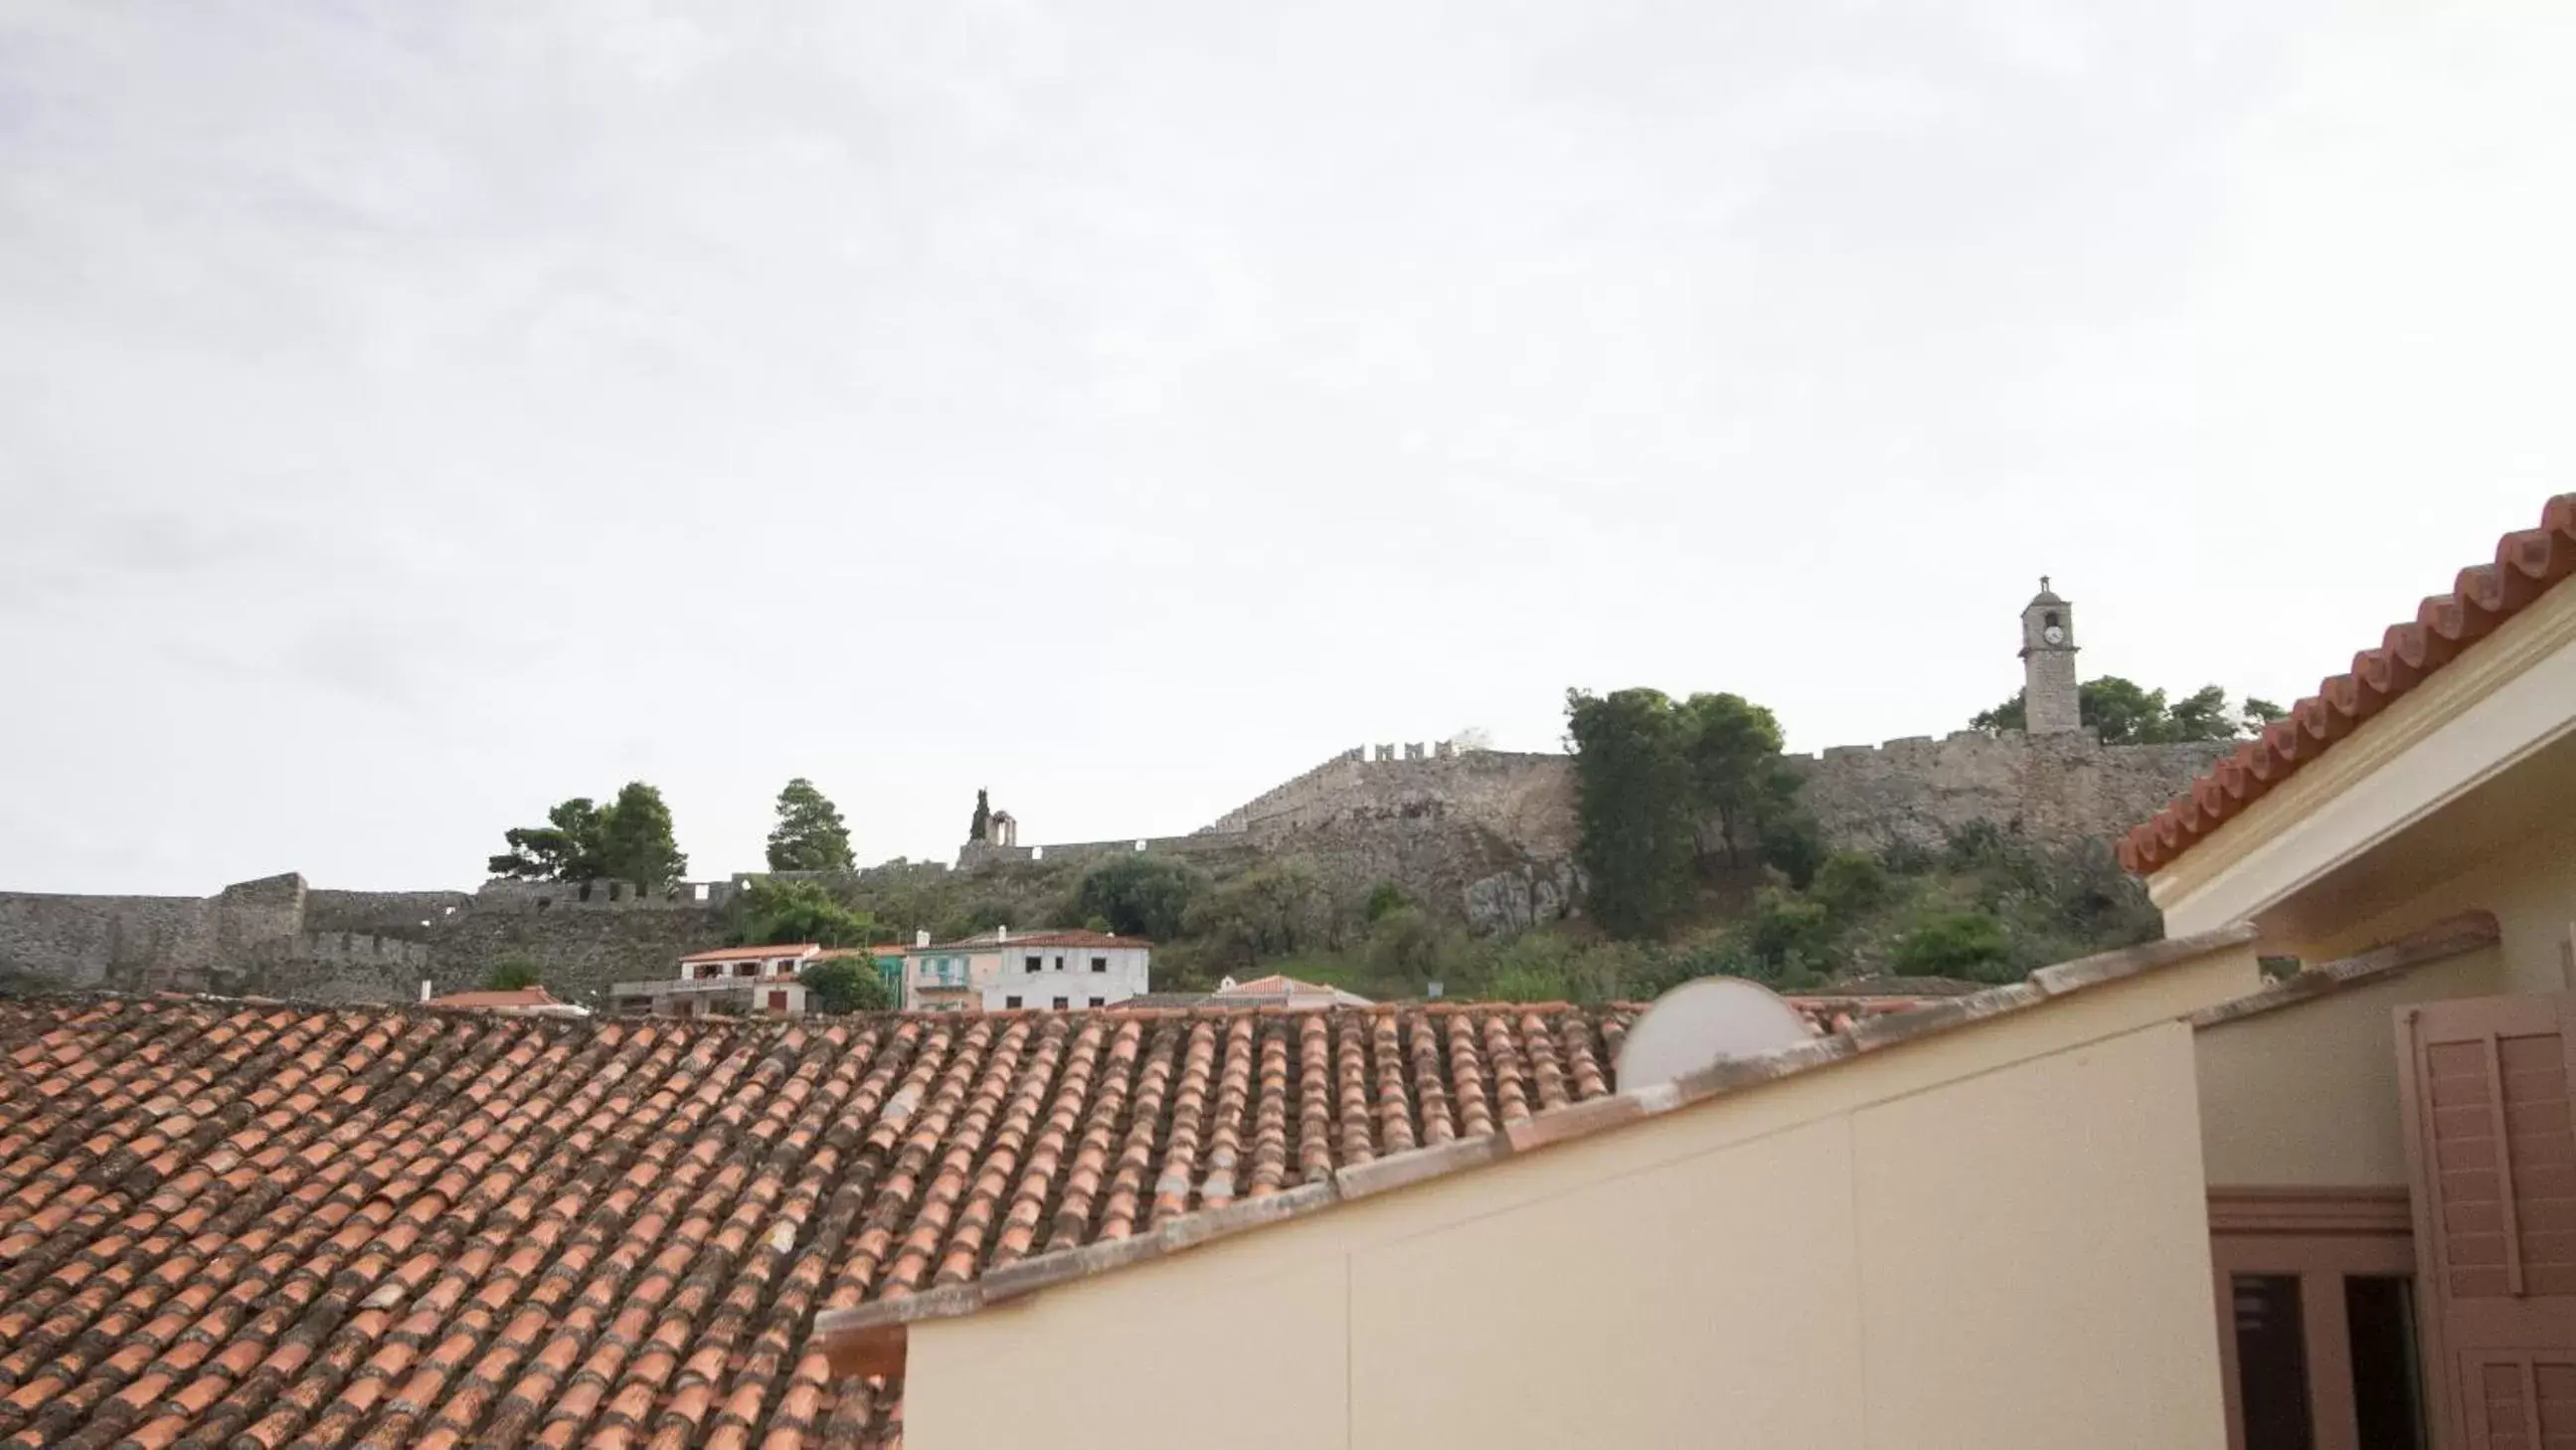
[2019,578,2082,734]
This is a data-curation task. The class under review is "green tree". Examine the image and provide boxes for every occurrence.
[597,782,688,888]
[766,778,855,872]
[1808,850,1891,916]
[1565,687,1698,938]
[2163,685,2232,742]
[1070,854,1201,940]
[736,878,876,948]
[1971,677,2268,745]
[486,798,609,881]
[1363,905,1458,985]
[2241,696,2288,731]
[1892,911,2014,981]
[969,789,992,842]
[799,958,894,1013]
[1182,856,1335,969]
[482,960,543,991]
[2079,677,2172,744]
[1748,887,1835,971]
[1363,881,1412,923]
[1756,807,1827,890]
[1679,692,1801,867]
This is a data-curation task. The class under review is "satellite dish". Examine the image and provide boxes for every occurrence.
[1616,976,1815,1090]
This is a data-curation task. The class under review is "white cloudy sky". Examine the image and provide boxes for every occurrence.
[3,1,2573,895]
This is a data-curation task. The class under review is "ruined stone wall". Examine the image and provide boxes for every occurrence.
[958,832,1250,871]
[1789,731,2226,854]
[983,732,2211,933]
[0,730,2225,995]
[303,889,474,936]
[0,891,223,993]
[0,873,735,1006]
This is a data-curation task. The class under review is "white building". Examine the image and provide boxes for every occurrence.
[610,942,822,1017]
[954,929,1151,1011]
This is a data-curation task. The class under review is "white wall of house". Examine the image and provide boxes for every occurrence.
[982,946,1150,1010]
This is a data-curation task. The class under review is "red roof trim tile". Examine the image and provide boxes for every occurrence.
[907,931,1149,954]
[423,987,576,1010]
[678,943,821,963]
[2120,494,2576,874]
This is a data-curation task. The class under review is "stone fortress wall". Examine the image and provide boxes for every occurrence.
[0,728,2227,1005]
[0,872,741,1006]
[963,727,2225,933]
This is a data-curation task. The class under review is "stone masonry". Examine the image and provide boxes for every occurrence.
[965,727,2222,933]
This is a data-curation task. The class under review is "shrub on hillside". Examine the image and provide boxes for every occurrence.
[1364,881,1412,923]
[1892,911,2014,982]
[1808,850,1891,916]
[1756,811,1827,889]
[1070,854,1202,940]
[482,960,542,991]
[1749,887,1835,972]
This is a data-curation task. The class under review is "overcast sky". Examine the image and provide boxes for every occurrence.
[4,2,2573,896]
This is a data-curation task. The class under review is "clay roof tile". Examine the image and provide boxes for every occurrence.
[0,992,1931,1448]
[2122,493,2576,873]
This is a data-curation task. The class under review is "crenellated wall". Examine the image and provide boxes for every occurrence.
[0,873,737,1005]
[970,730,2221,932]
[1,729,2229,997]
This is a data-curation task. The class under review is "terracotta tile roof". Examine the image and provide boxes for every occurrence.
[0,994,1717,1448]
[678,944,822,964]
[909,930,1146,955]
[423,987,585,1014]
[1212,975,1373,1006]
[810,926,2263,1366]
[2121,493,2576,874]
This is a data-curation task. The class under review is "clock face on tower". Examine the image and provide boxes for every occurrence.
[2042,625,2066,645]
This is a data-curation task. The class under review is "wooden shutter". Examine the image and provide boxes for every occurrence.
[2399,993,2576,1448]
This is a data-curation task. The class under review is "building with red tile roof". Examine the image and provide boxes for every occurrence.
[612,944,823,1018]
[895,929,1152,1014]
[2121,492,2576,875]
[422,986,589,1017]
[1211,973,1373,1008]
[0,993,1701,1448]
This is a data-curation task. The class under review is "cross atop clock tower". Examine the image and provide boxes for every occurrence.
[2019,578,2082,735]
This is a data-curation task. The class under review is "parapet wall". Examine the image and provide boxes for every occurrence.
[958,832,1255,870]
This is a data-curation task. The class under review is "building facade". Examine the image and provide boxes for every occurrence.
[899,928,1150,1012]
[610,942,820,1017]
[978,931,1150,1011]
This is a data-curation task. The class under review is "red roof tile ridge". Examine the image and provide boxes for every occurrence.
[679,944,821,963]
[2121,493,2576,873]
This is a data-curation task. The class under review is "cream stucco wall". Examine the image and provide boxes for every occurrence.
[2195,945,2506,1188]
[2286,827,2575,994]
[900,947,2254,1450]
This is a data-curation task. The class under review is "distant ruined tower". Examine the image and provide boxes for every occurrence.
[2019,578,2082,734]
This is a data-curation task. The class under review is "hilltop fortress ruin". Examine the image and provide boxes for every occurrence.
[0,583,2225,1004]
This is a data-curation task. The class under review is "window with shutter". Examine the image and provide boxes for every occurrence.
[2398,991,2576,1448]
